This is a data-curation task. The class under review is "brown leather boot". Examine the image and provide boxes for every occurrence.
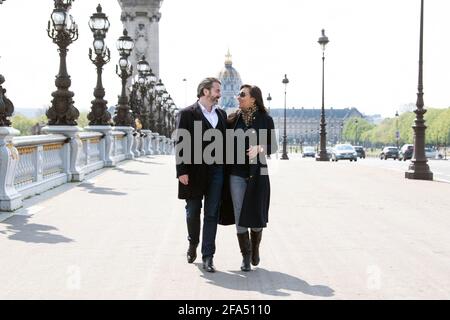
[250,230,262,266]
[237,232,252,272]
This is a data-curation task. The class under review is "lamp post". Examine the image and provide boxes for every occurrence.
[0,0,23,212]
[354,118,359,145]
[281,74,289,160]
[0,0,14,126]
[395,111,400,149]
[152,79,165,132]
[405,0,433,180]
[46,0,79,125]
[128,56,151,130]
[113,29,135,127]
[266,93,272,114]
[0,75,14,127]
[87,4,111,126]
[316,29,330,161]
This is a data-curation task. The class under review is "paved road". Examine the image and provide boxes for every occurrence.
[360,158,450,183]
[296,154,450,183]
[1,155,449,299]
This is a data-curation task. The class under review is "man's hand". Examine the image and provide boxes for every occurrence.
[179,174,189,185]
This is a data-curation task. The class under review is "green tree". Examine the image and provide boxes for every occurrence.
[342,117,375,145]
[11,114,36,136]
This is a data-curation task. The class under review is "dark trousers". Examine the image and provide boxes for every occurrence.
[185,165,224,258]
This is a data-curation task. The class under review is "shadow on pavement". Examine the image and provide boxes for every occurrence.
[112,167,150,175]
[1,215,74,244]
[77,182,128,196]
[196,264,334,298]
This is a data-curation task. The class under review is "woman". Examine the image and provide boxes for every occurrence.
[226,84,277,271]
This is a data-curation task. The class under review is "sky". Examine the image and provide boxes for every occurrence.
[1,0,450,118]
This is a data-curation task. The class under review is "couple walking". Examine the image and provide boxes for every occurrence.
[175,77,277,272]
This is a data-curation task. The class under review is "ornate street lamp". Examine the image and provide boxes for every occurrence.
[316,29,330,161]
[87,4,111,126]
[46,0,79,125]
[266,93,272,114]
[130,55,151,126]
[355,118,359,145]
[0,75,14,127]
[164,95,174,136]
[113,29,135,126]
[406,0,433,180]
[281,74,289,160]
[155,83,167,134]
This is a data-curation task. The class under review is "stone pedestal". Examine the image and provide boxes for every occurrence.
[42,126,85,182]
[131,131,141,157]
[141,129,153,155]
[114,126,135,160]
[85,125,116,167]
[0,127,22,212]
[152,133,160,155]
[159,136,166,155]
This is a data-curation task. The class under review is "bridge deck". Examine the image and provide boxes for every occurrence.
[1,155,449,299]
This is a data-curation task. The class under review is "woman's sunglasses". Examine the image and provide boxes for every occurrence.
[238,92,247,98]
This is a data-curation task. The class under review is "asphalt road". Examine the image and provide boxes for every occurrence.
[295,154,450,183]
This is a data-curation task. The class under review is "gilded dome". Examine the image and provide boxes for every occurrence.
[217,50,242,110]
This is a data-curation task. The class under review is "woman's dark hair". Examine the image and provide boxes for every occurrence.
[227,84,268,125]
[240,84,267,114]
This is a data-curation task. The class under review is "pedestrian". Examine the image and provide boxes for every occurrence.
[175,77,227,273]
[222,84,277,271]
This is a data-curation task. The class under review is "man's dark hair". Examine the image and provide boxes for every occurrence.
[197,77,221,98]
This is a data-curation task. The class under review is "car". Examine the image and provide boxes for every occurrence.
[425,147,437,159]
[398,144,414,161]
[326,147,333,159]
[302,146,316,158]
[379,146,399,160]
[331,144,358,162]
[353,146,366,159]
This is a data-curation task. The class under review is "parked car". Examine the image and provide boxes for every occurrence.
[425,147,437,159]
[380,147,399,160]
[331,144,358,162]
[353,146,366,159]
[302,146,316,158]
[398,144,414,161]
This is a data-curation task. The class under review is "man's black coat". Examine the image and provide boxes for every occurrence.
[175,102,227,199]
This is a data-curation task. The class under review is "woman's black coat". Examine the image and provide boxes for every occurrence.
[219,110,278,228]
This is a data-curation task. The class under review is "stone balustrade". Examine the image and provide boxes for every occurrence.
[0,127,174,212]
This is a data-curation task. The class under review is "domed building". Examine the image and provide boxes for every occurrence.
[217,50,243,111]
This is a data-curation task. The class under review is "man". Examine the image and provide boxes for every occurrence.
[175,77,227,272]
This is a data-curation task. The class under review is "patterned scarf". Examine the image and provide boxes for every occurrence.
[241,104,257,127]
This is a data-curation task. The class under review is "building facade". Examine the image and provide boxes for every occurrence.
[270,107,364,146]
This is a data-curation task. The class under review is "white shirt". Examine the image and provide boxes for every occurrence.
[198,102,219,128]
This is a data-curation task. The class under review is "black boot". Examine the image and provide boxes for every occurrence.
[237,232,252,272]
[202,256,216,273]
[187,243,198,264]
[250,230,262,266]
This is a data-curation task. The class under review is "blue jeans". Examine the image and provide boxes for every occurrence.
[185,165,224,258]
[229,175,263,234]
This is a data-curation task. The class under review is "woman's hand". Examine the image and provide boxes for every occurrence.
[247,145,263,160]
